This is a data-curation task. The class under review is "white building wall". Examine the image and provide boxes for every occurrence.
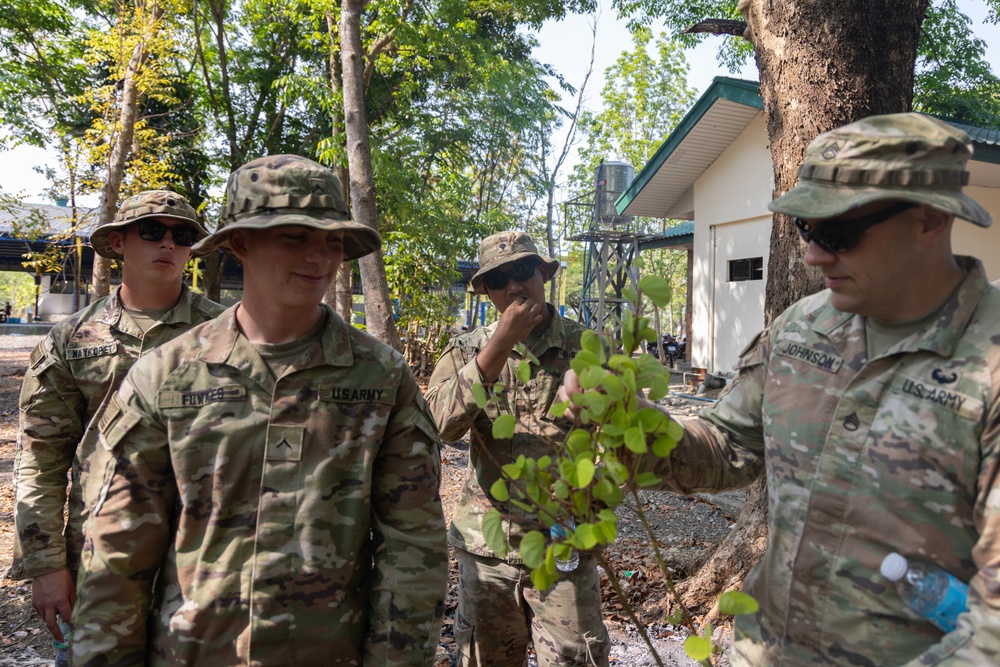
[691,113,772,374]
[955,181,1000,280]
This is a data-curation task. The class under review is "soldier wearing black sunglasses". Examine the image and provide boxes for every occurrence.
[560,113,1000,667]
[426,231,611,667]
[9,190,224,653]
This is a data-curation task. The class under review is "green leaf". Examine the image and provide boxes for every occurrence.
[601,374,624,400]
[719,591,760,616]
[639,275,672,308]
[549,401,568,418]
[530,564,559,592]
[625,427,648,454]
[622,287,638,303]
[520,530,547,569]
[576,523,599,549]
[482,510,508,557]
[472,383,488,409]
[652,435,678,457]
[489,478,509,502]
[607,354,636,372]
[571,350,601,375]
[581,329,603,355]
[583,391,609,419]
[553,479,569,499]
[492,414,516,439]
[648,375,671,401]
[684,635,713,662]
[516,360,531,384]
[578,365,606,389]
[634,472,660,487]
[501,463,521,480]
[574,458,596,488]
[605,459,629,485]
[594,477,623,505]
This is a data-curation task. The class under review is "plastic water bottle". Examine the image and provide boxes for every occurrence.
[53,614,71,667]
[550,521,580,573]
[880,552,968,632]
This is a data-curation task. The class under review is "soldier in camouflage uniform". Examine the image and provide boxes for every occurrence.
[426,231,610,667]
[559,113,1000,666]
[71,155,448,666]
[7,190,222,651]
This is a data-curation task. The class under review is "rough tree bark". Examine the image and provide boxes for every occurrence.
[91,4,165,298]
[340,0,400,349]
[675,0,929,619]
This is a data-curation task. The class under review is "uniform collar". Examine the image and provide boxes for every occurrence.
[814,256,988,357]
[95,283,199,332]
[198,303,355,368]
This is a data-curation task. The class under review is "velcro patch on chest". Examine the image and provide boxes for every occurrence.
[318,385,395,404]
[774,340,844,374]
[894,375,982,420]
[66,342,118,360]
[159,385,248,409]
[267,424,304,462]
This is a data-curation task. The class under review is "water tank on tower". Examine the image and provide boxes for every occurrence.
[593,161,635,229]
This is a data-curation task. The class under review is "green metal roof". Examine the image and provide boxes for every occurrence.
[617,77,1000,217]
[638,221,694,251]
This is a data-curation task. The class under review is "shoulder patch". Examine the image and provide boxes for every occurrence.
[159,385,248,408]
[66,342,119,360]
[29,344,46,369]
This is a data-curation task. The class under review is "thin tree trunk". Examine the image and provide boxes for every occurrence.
[340,0,400,349]
[92,5,164,298]
[680,0,929,612]
[323,10,355,323]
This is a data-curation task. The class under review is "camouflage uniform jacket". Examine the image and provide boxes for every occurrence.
[648,257,1000,666]
[72,304,448,666]
[8,285,223,579]
[425,311,585,562]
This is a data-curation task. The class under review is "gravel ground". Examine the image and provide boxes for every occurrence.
[0,334,738,666]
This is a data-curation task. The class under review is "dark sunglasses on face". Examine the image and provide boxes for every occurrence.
[792,201,917,253]
[136,219,198,247]
[483,261,540,291]
[793,201,918,254]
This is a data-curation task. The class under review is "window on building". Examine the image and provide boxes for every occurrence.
[728,257,763,282]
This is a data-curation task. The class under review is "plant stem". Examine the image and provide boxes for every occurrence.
[597,552,665,667]
[628,484,699,631]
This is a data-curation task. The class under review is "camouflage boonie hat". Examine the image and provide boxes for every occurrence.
[192,154,381,260]
[769,112,991,227]
[468,231,560,294]
[91,190,209,259]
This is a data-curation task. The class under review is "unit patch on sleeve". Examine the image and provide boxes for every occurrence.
[66,342,119,360]
[159,385,248,409]
[774,340,844,373]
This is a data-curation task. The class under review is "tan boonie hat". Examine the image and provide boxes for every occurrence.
[769,112,991,227]
[468,231,560,294]
[91,190,209,259]
[192,154,381,260]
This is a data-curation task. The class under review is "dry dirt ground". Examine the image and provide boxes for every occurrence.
[0,334,738,666]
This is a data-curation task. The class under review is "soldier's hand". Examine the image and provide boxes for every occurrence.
[554,369,584,422]
[495,296,546,347]
[32,568,75,642]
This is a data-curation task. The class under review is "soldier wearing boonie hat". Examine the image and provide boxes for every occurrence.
[427,230,610,667]
[556,112,1000,666]
[8,190,223,658]
[72,154,447,666]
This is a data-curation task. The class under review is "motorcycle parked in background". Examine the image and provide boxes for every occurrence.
[648,333,686,368]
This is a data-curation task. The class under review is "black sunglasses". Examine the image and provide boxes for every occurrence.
[136,219,198,247]
[793,202,917,254]
[483,261,540,291]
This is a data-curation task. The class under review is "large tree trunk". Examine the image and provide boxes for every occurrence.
[679,0,929,615]
[340,0,400,349]
[91,5,164,298]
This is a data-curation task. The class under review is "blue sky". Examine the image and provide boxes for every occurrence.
[2,1,998,206]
